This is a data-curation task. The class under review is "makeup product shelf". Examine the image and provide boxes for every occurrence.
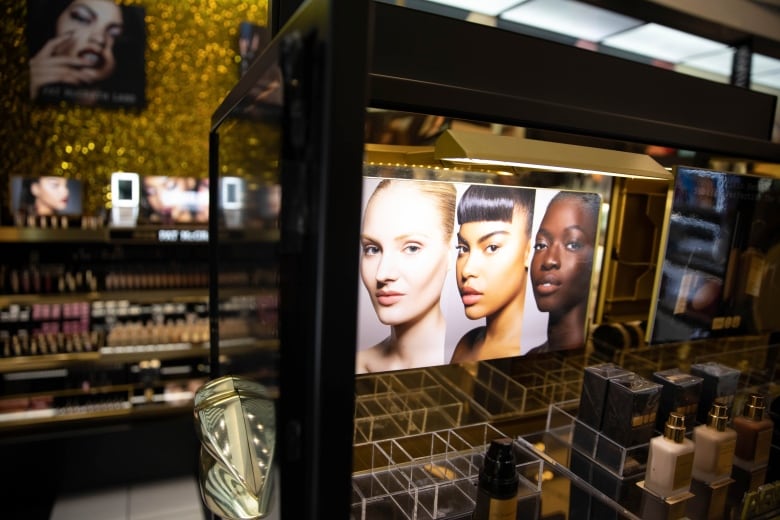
[594,333,778,391]
[0,225,278,244]
[352,423,543,520]
[0,223,278,436]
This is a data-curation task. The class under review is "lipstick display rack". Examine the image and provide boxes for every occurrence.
[352,423,543,520]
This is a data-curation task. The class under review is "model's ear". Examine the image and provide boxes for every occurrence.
[30,182,40,197]
[523,238,532,271]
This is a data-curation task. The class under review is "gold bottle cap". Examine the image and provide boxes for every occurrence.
[707,402,729,431]
[664,413,686,443]
[743,394,766,421]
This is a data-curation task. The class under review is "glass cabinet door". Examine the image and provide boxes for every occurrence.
[206,1,372,519]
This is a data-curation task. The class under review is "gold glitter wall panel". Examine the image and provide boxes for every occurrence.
[1,0,269,219]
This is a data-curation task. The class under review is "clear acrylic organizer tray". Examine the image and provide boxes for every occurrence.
[354,369,465,444]
[351,423,543,520]
[546,400,649,478]
[434,360,582,422]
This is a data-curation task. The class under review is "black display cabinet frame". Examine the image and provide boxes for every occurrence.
[209,2,779,519]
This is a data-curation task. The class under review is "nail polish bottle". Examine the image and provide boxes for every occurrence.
[644,413,695,499]
[472,438,519,520]
[692,402,737,483]
[733,394,773,466]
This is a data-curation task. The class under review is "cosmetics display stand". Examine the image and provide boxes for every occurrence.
[636,481,694,519]
[728,461,769,511]
[544,400,650,519]
[687,477,734,520]
[594,333,773,387]
[729,479,780,519]
[0,225,278,434]
[351,423,543,520]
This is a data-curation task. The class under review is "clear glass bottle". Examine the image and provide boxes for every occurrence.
[644,413,695,498]
[733,394,774,466]
[692,402,737,483]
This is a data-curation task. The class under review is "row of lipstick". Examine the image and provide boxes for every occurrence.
[1,331,102,357]
[0,266,277,294]
[12,214,105,230]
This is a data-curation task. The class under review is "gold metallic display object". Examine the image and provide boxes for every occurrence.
[434,129,672,180]
[194,375,276,520]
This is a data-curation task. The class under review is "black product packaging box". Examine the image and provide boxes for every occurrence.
[578,363,633,430]
[569,449,593,520]
[590,463,643,520]
[690,362,741,424]
[652,368,703,433]
[601,374,662,448]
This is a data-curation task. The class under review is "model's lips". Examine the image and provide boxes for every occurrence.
[534,275,561,296]
[78,50,105,68]
[460,286,483,306]
[376,291,404,306]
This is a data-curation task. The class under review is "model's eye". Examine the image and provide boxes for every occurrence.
[533,242,547,251]
[566,240,584,251]
[485,244,500,254]
[362,244,379,256]
[107,24,123,39]
[69,6,95,24]
[404,244,422,254]
[456,243,468,255]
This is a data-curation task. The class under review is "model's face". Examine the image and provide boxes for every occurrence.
[456,211,530,320]
[55,0,123,81]
[531,198,596,313]
[144,176,184,211]
[360,184,451,327]
[31,176,70,215]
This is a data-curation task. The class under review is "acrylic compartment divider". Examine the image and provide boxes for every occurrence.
[352,422,543,520]
[536,399,650,519]
[354,356,587,445]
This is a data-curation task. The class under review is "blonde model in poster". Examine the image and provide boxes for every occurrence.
[356,179,456,373]
[450,184,535,362]
[526,191,600,354]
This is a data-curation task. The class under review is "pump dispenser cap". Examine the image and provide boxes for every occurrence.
[478,438,519,500]
[664,413,686,443]
[742,394,766,421]
[707,402,729,431]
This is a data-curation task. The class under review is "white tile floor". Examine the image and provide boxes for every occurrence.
[50,475,206,520]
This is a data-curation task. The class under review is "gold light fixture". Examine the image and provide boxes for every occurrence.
[433,129,672,180]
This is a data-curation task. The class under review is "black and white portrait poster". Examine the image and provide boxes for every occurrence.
[27,0,146,108]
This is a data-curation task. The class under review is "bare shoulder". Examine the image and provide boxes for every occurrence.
[449,327,485,363]
[355,343,384,374]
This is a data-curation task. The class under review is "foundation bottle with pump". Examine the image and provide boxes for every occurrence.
[644,413,695,498]
[472,438,519,520]
[692,402,737,483]
[733,394,773,466]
